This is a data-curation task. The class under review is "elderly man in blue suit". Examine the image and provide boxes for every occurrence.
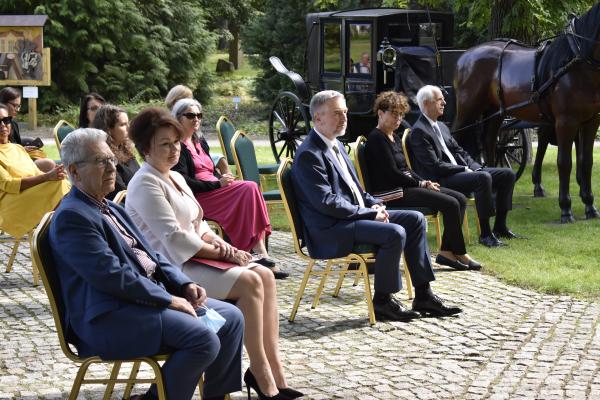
[49,128,244,400]
[291,90,461,322]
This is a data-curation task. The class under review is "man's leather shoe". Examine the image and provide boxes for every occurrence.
[435,254,469,270]
[373,298,420,321]
[467,259,482,270]
[412,294,462,317]
[478,234,506,247]
[493,229,526,239]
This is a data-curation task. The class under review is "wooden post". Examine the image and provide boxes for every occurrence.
[28,97,37,129]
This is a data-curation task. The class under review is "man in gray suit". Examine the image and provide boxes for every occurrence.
[409,85,522,247]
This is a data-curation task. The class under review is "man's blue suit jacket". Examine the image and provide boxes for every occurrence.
[291,129,381,260]
[49,187,193,359]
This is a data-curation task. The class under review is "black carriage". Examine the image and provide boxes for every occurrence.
[268,8,532,179]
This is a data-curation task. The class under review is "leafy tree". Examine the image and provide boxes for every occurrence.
[0,0,214,110]
[201,0,263,68]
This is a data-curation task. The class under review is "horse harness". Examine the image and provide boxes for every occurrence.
[455,17,600,133]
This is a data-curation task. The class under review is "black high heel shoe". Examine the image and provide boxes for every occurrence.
[243,369,289,400]
[277,387,304,399]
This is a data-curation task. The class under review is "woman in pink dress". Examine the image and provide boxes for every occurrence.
[171,99,288,279]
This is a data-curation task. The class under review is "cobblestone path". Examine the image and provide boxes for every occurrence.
[1,231,598,399]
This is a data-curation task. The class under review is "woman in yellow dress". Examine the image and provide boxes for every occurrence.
[0,104,70,237]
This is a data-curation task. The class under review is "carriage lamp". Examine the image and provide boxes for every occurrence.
[377,38,396,84]
[378,38,396,67]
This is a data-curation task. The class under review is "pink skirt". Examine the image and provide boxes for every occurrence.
[196,180,271,251]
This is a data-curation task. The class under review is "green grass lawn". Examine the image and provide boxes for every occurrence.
[46,143,600,299]
[460,147,600,300]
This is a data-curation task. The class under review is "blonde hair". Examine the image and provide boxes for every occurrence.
[165,85,193,110]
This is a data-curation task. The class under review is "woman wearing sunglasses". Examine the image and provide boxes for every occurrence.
[0,103,70,238]
[0,87,56,172]
[168,98,287,278]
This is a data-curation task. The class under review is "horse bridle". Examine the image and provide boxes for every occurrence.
[565,17,600,68]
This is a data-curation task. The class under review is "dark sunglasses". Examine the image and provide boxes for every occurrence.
[182,112,203,120]
[0,116,13,126]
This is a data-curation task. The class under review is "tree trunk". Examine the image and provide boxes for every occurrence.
[228,24,242,70]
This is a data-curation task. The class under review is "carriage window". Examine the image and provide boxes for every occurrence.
[419,23,441,47]
[348,23,372,75]
[323,23,341,74]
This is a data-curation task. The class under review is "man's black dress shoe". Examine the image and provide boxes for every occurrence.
[412,294,462,317]
[493,229,526,239]
[373,297,420,321]
[478,234,506,247]
[435,254,469,270]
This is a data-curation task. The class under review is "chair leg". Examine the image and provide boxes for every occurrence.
[401,254,414,300]
[102,361,122,400]
[123,360,142,399]
[5,239,20,273]
[69,359,96,400]
[289,259,315,322]
[146,359,167,400]
[463,210,471,245]
[333,262,350,297]
[312,260,334,309]
[28,232,39,286]
[434,214,442,250]
[359,259,376,325]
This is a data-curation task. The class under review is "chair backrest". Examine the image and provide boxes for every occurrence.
[231,130,261,186]
[276,158,306,256]
[112,190,127,205]
[401,128,414,170]
[216,116,236,165]
[31,211,80,362]
[53,120,76,151]
[352,136,372,192]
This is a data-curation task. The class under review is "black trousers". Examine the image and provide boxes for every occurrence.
[387,186,467,254]
[440,167,516,221]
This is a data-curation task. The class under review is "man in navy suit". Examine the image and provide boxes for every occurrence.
[49,128,244,400]
[409,85,522,248]
[291,90,461,321]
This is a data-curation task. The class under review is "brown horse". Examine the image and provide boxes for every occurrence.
[452,2,600,223]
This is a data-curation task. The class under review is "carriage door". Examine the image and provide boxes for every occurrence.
[345,21,374,115]
[320,21,343,93]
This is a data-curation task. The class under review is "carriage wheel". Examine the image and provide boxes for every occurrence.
[269,91,310,162]
[495,128,531,181]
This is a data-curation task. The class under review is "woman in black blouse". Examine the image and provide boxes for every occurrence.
[365,91,481,270]
[91,104,140,200]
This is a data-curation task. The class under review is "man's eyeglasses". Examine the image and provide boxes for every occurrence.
[182,112,203,120]
[77,155,118,168]
[0,116,13,126]
[8,102,21,111]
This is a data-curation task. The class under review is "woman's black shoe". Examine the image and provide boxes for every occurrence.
[271,269,290,279]
[277,387,304,399]
[254,256,276,268]
[435,254,469,270]
[243,369,289,400]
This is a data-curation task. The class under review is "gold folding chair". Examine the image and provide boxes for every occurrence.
[31,212,214,399]
[231,130,282,209]
[401,128,480,244]
[276,158,413,326]
[217,115,278,175]
[353,135,442,250]
[53,120,76,152]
